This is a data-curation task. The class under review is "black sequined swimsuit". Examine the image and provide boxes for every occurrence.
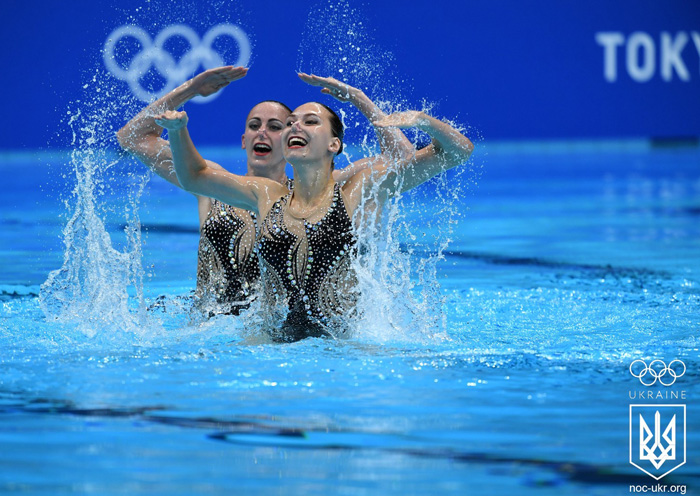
[256,183,357,341]
[195,200,259,314]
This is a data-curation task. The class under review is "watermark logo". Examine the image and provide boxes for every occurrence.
[629,359,686,387]
[630,404,686,480]
[103,24,251,103]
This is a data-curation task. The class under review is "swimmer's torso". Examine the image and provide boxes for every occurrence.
[196,199,259,314]
[256,183,358,340]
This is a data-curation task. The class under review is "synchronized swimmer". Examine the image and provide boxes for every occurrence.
[117,66,412,316]
[142,66,474,341]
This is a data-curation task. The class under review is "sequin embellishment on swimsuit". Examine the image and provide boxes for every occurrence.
[256,183,358,341]
[195,200,259,314]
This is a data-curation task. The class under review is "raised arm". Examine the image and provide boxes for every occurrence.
[298,73,413,182]
[154,110,285,215]
[343,111,474,207]
[116,66,248,188]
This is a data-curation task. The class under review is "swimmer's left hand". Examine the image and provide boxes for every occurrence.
[154,110,189,131]
[297,73,359,102]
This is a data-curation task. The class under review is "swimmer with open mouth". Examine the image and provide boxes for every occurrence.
[153,67,474,341]
[117,66,413,316]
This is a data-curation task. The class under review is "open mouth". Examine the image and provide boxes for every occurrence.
[287,136,308,149]
[253,143,272,156]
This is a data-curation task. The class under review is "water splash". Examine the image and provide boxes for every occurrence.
[297,1,480,344]
[39,71,150,339]
[37,1,479,347]
[37,1,253,344]
[298,0,414,148]
[297,0,411,101]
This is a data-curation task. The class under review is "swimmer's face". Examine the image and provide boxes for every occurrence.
[241,102,290,169]
[282,103,340,164]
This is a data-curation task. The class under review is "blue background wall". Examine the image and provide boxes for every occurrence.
[1,0,699,150]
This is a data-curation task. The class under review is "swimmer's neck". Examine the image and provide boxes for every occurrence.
[290,165,334,206]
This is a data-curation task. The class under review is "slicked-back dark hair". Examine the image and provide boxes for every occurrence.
[314,102,344,156]
[246,100,292,120]
[259,100,292,113]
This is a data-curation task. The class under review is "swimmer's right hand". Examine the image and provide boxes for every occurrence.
[298,73,357,102]
[155,110,189,131]
[188,66,248,97]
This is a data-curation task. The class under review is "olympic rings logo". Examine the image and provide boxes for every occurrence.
[629,359,686,386]
[103,24,251,103]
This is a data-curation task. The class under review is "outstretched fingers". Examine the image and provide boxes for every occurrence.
[188,66,248,97]
[206,66,248,88]
[221,65,248,81]
[298,72,352,101]
[297,72,325,87]
[203,65,247,78]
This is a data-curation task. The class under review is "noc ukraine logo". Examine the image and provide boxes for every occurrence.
[628,359,687,480]
[629,405,686,480]
[102,24,251,103]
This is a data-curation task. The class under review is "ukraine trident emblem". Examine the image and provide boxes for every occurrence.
[630,405,686,479]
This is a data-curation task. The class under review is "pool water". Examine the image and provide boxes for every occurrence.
[1,143,699,495]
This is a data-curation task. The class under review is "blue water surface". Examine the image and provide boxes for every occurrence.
[0,143,699,495]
